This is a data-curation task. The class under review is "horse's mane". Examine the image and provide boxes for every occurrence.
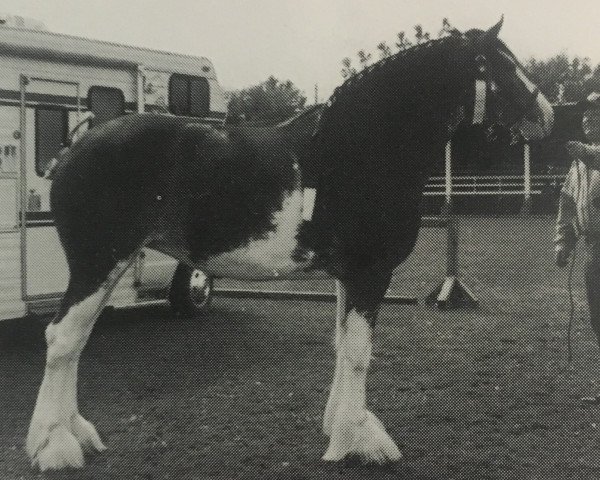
[324,31,467,111]
[277,30,480,141]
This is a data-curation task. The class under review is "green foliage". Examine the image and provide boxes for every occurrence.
[227,76,307,125]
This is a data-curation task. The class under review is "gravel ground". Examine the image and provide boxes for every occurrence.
[2,216,600,480]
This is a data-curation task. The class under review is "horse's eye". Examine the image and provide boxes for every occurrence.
[475,54,487,73]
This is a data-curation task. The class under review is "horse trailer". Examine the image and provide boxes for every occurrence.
[0,21,226,320]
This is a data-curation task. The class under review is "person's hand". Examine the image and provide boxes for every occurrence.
[555,246,571,268]
[566,141,600,167]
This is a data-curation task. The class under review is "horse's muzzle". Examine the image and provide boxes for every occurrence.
[517,91,554,141]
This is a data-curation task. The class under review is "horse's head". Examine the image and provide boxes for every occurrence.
[462,17,554,141]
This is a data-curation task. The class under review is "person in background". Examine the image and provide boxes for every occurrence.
[556,93,600,352]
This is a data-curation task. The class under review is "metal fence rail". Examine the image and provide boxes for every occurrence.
[424,174,566,196]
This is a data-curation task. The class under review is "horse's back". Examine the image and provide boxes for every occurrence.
[51,114,199,205]
[49,114,303,274]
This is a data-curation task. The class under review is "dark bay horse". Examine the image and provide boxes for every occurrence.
[26,20,553,470]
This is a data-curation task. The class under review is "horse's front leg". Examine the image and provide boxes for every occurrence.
[322,277,401,464]
[323,280,348,435]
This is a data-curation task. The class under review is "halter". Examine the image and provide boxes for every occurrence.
[471,55,488,125]
[470,52,541,126]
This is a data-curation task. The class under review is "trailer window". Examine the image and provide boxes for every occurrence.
[35,108,68,177]
[88,87,124,126]
[169,74,210,117]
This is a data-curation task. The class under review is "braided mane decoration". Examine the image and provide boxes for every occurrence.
[314,30,472,145]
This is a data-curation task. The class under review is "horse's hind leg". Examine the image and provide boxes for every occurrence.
[26,254,136,471]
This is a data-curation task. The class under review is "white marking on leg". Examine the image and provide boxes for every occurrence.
[27,259,132,471]
[302,188,317,221]
[323,280,347,436]
[27,290,105,470]
[323,309,401,464]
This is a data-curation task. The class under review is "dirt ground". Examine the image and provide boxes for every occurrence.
[2,217,600,480]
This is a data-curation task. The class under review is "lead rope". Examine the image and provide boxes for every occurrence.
[567,242,578,363]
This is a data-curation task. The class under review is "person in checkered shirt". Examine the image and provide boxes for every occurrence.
[556,93,600,349]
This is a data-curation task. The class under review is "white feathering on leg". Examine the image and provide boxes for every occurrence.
[322,309,401,464]
[27,258,133,471]
[323,281,347,436]
[72,414,106,452]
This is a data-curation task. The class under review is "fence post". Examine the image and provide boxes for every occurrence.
[520,142,532,216]
[446,215,458,277]
[440,141,453,216]
[425,215,479,309]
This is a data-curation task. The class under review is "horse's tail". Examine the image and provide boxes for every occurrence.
[45,112,96,180]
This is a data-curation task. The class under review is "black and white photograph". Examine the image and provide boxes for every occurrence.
[0,1,598,478]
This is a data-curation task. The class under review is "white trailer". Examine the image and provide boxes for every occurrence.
[0,22,226,319]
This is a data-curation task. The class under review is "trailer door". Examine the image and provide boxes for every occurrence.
[19,75,79,299]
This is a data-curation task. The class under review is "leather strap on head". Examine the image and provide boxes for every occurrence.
[472,54,488,125]
[472,79,487,125]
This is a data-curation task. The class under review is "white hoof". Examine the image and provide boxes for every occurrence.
[72,414,106,453]
[29,425,85,471]
[322,410,402,464]
[26,415,105,471]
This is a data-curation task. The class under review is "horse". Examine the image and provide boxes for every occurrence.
[25,19,553,471]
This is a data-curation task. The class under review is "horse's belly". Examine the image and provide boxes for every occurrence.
[200,252,314,280]
[200,189,316,280]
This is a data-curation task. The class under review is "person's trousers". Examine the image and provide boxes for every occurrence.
[585,238,600,345]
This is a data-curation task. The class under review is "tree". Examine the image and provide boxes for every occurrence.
[227,76,307,125]
[525,53,600,104]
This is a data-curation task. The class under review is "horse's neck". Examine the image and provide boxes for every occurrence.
[323,65,464,161]
[362,89,460,153]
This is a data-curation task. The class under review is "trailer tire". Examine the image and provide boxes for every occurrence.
[169,264,213,317]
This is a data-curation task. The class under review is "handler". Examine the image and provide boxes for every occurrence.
[556,93,600,348]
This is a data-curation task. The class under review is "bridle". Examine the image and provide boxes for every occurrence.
[471,54,489,125]
[469,50,541,127]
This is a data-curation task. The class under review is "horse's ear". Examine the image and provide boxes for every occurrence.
[481,15,504,45]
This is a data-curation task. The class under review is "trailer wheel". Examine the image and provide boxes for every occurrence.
[169,264,213,317]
